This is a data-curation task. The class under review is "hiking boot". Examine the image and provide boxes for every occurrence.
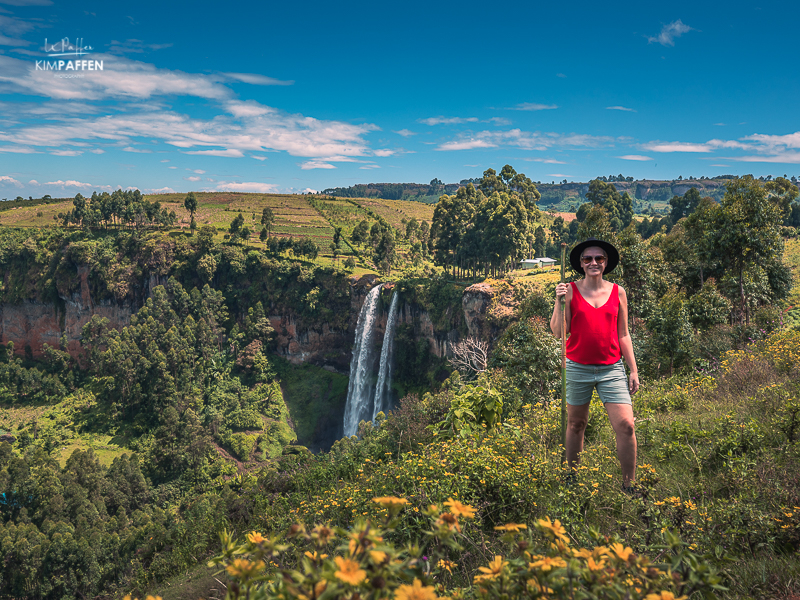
[621,483,643,497]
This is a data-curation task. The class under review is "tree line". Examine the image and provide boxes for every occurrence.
[58,190,177,230]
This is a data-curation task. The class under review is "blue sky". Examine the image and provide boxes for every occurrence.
[1,0,799,199]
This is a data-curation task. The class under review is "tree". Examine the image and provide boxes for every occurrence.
[260,207,275,237]
[184,192,198,232]
[709,176,784,324]
[585,179,633,231]
[669,187,702,224]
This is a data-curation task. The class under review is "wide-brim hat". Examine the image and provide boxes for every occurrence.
[569,238,619,275]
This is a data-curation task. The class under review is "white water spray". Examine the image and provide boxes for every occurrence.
[373,288,400,422]
[343,284,382,437]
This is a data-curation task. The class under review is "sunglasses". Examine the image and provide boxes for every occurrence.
[580,255,607,265]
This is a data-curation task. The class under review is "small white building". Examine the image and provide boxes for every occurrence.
[538,257,557,268]
[519,258,541,270]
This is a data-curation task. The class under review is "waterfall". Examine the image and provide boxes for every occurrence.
[343,284,383,437]
[373,288,399,422]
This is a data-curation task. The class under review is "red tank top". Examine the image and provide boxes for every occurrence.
[566,282,620,365]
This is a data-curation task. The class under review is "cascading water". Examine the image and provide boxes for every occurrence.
[372,288,400,422]
[343,284,383,437]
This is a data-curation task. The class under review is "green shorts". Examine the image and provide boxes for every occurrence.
[566,358,632,406]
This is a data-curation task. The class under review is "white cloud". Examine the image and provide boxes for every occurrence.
[742,132,800,150]
[168,166,177,169]
[437,129,613,152]
[123,146,152,153]
[0,145,38,153]
[252,155,268,161]
[185,176,201,181]
[43,179,94,187]
[394,129,416,137]
[0,175,22,186]
[192,169,206,174]
[90,148,104,154]
[648,20,693,46]
[419,116,479,125]
[726,152,800,164]
[489,117,512,125]
[618,155,653,161]
[302,188,318,194]
[160,159,170,162]
[183,149,245,157]
[509,103,558,111]
[438,139,497,151]
[373,149,395,157]
[145,187,176,194]
[643,139,750,153]
[528,158,567,164]
[223,72,294,86]
[50,149,83,156]
[211,181,279,193]
[359,164,380,169]
[607,106,636,112]
[300,160,337,169]
[548,174,571,178]
[0,53,233,101]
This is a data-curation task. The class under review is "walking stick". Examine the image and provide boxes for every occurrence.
[560,243,567,461]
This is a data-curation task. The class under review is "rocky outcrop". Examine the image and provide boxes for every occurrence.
[269,314,349,369]
[0,264,139,358]
[462,283,494,338]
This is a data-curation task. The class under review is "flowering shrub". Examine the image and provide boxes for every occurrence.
[203,498,723,600]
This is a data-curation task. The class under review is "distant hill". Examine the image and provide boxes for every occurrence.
[324,175,800,213]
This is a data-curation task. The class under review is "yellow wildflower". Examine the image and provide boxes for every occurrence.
[373,496,409,509]
[474,555,506,581]
[438,559,457,574]
[444,498,477,518]
[610,543,634,561]
[226,558,266,578]
[247,531,266,544]
[369,550,388,564]
[334,556,367,586]
[394,577,439,600]
[529,556,567,571]
[645,593,688,600]
[537,517,569,544]
[494,523,527,532]
[587,557,606,571]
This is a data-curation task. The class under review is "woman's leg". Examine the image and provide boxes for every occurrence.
[566,402,591,470]
[605,403,637,486]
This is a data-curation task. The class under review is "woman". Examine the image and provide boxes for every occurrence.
[549,237,640,492]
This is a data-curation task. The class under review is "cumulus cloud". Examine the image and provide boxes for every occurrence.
[50,149,83,156]
[0,175,22,186]
[123,146,152,153]
[185,176,201,181]
[43,179,94,188]
[618,155,653,161]
[145,187,176,194]
[394,129,416,137]
[648,20,693,46]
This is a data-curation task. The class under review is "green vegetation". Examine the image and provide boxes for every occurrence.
[1,172,799,599]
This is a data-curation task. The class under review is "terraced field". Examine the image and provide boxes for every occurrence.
[353,197,434,229]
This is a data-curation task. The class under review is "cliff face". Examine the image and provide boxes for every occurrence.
[1,267,499,368]
[0,265,142,358]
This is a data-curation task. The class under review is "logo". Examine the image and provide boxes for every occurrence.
[35,37,103,74]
